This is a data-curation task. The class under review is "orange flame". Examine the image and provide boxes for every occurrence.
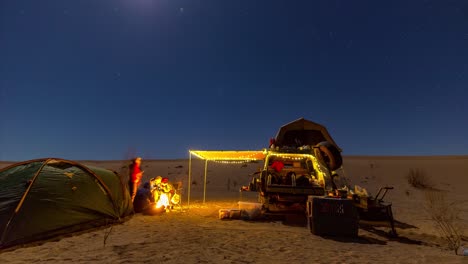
[155,193,170,209]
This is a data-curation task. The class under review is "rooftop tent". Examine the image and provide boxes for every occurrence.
[0,158,133,249]
[188,150,266,205]
[274,118,342,152]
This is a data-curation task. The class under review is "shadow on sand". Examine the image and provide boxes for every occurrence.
[320,234,388,245]
[358,220,425,246]
[248,214,425,246]
[278,215,424,246]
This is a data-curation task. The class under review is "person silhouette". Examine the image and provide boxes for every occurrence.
[128,157,144,202]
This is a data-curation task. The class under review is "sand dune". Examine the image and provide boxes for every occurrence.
[0,156,467,263]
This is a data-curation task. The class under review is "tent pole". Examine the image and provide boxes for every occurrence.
[203,159,208,204]
[188,151,192,209]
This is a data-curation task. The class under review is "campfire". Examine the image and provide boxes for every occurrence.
[155,193,170,209]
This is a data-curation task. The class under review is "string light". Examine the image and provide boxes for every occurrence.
[267,152,315,160]
[190,150,266,161]
[190,149,320,162]
[210,160,256,164]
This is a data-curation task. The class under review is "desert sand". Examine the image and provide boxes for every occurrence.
[0,155,467,263]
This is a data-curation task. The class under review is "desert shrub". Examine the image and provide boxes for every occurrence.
[424,190,462,251]
[103,225,113,247]
[406,168,433,189]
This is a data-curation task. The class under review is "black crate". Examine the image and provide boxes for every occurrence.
[307,196,359,237]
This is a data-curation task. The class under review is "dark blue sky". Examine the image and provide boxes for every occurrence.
[1,0,467,161]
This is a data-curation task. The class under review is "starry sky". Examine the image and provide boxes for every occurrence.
[1,0,467,161]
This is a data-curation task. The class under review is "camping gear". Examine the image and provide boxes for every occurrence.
[238,201,262,220]
[353,186,397,236]
[457,246,468,256]
[218,209,242,220]
[307,196,359,237]
[274,118,341,152]
[219,209,230,220]
[0,158,133,249]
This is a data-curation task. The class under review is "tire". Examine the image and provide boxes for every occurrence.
[314,141,343,171]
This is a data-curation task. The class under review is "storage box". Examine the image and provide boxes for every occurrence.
[229,209,241,219]
[238,201,262,220]
[307,196,358,237]
[219,209,242,220]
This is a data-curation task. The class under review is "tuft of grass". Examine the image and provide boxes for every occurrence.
[103,224,113,247]
[406,168,433,189]
[424,190,462,251]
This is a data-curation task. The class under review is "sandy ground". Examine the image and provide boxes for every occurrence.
[0,156,467,263]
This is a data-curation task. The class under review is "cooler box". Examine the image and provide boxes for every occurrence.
[307,196,359,237]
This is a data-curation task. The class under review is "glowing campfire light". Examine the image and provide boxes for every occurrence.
[155,193,170,209]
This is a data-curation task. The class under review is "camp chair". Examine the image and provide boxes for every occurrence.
[353,186,397,237]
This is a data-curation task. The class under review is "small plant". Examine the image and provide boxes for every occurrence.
[103,224,113,247]
[406,168,433,189]
[424,190,462,251]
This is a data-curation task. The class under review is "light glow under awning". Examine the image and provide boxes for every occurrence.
[189,150,266,161]
[187,149,267,206]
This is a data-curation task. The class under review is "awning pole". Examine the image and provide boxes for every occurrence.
[203,159,208,204]
[188,151,192,209]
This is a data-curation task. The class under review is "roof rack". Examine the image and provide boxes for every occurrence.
[268,145,315,154]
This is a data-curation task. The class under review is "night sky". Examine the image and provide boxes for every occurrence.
[1,0,467,161]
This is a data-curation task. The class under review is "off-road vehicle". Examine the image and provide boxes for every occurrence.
[245,118,343,215]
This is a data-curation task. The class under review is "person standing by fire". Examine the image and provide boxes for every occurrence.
[149,176,162,203]
[128,157,144,202]
[160,177,175,207]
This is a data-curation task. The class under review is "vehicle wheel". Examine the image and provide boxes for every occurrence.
[314,141,343,171]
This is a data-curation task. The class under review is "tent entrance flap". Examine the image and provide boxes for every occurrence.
[188,150,266,205]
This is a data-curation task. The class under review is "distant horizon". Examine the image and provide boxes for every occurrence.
[2,153,468,164]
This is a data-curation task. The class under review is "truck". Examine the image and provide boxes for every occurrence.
[244,118,344,215]
[242,118,396,237]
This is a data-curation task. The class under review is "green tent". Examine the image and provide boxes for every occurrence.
[0,158,133,249]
